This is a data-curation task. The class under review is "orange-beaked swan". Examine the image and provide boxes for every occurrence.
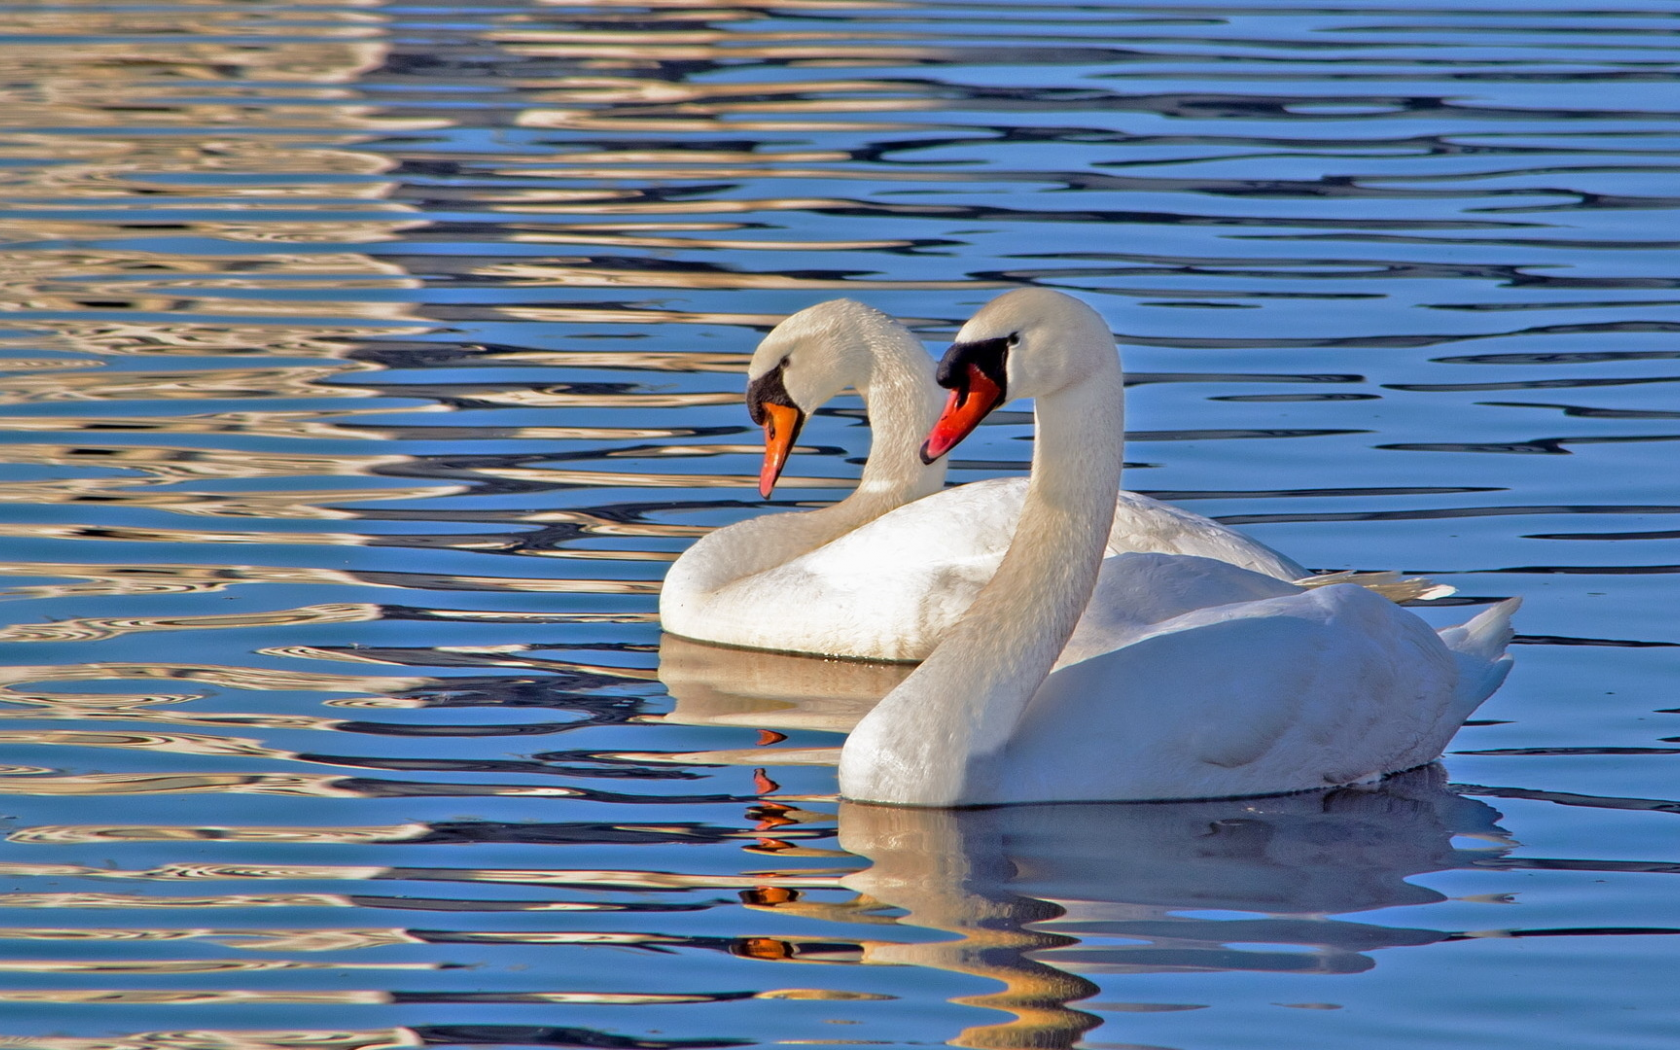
[837,288,1518,805]
[661,299,1440,661]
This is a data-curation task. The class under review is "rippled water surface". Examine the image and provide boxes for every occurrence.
[1,1,1677,1047]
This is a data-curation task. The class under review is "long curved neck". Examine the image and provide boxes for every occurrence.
[670,326,947,594]
[840,351,1125,806]
[852,327,947,506]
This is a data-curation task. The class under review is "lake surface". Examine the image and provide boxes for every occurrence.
[0,1,1677,1047]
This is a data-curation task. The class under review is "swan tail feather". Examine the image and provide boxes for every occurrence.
[1438,597,1522,720]
[1295,570,1457,603]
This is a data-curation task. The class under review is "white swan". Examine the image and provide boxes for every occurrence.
[661,299,1432,662]
[838,288,1519,805]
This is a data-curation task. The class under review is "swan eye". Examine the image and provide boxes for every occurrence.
[746,358,798,427]
[1006,333,1020,348]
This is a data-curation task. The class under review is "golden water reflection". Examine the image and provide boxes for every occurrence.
[0,604,379,644]
[0,894,644,913]
[0,0,1665,1045]
[0,961,437,974]
[0,485,460,522]
[0,663,427,695]
[0,989,834,1005]
[0,408,439,440]
[0,775,570,800]
[0,366,383,405]
[0,861,842,892]
[480,261,993,291]
[0,560,634,602]
[0,562,367,600]
[645,643,1517,1045]
[830,770,1507,1049]
[0,1028,423,1050]
[0,444,418,482]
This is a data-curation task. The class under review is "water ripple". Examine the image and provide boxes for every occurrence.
[0,0,1675,1046]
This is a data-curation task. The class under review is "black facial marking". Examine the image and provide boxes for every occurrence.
[935,336,1010,398]
[746,358,798,426]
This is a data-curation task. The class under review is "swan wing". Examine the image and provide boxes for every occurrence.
[670,485,1330,661]
[1056,553,1306,668]
[1107,492,1309,580]
[1007,575,1462,803]
[719,486,1308,660]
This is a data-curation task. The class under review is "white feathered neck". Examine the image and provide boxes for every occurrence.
[664,301,946,598]
[839,291,1126,805]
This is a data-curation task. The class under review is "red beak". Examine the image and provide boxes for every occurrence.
[921,361,1006,463]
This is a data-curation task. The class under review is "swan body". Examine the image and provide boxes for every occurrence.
[668,475,1317,662]
[838,288,1517,806]
[662,298,1338,662]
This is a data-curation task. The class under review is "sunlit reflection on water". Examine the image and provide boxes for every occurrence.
[0,0,1676,1047]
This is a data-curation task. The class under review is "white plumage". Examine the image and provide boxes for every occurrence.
[836,288,1517,805]
[659,298,1419,663]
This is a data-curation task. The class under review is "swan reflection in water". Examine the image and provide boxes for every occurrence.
[658,636,1511,1049]
[654,632,912,763]
[836,774,1506,1048]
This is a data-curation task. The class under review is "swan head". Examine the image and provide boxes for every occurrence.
[922,288,1116,463]
[746,299,914,497]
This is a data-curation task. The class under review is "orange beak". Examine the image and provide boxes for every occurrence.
[758,401,804,498]
[921,361,1006,464]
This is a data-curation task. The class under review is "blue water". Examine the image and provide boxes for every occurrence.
[0,1,1676,1047]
